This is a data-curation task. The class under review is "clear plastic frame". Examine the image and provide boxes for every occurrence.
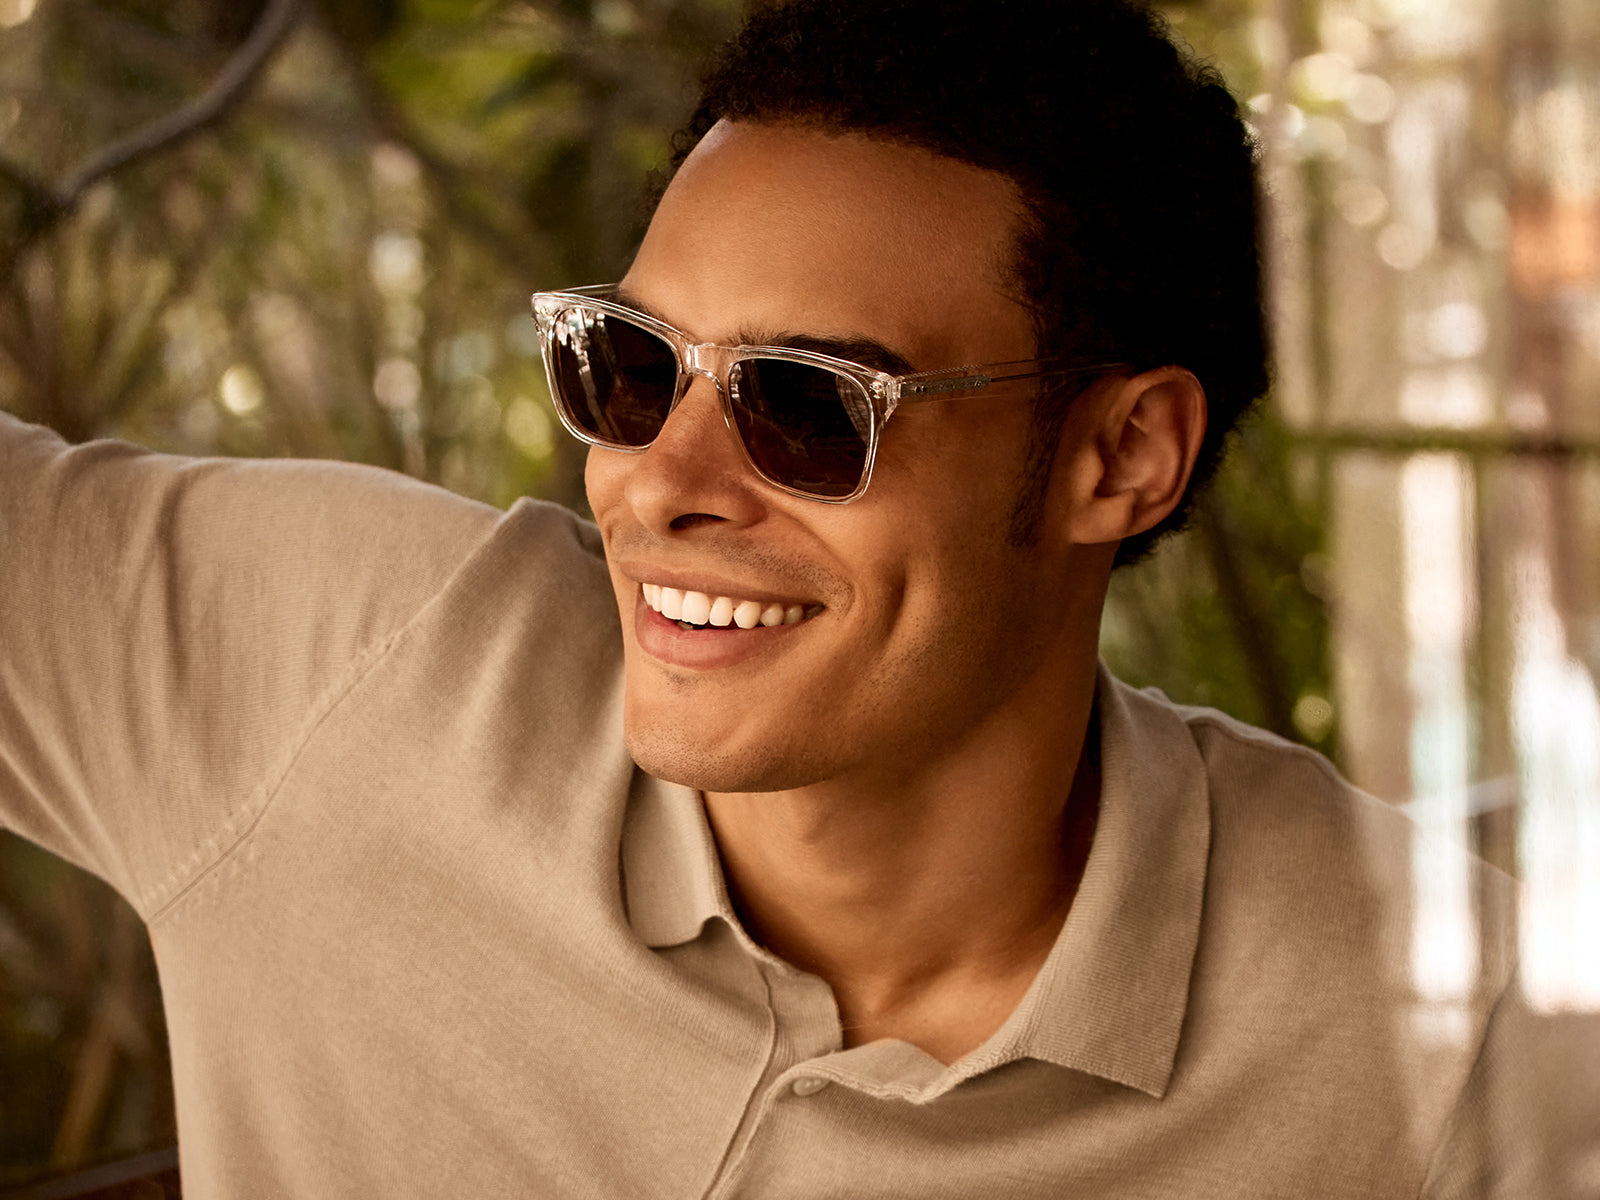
[531,284,1128,503]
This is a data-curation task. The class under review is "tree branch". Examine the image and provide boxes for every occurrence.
[0,0,303,248]
[61,0,304,198]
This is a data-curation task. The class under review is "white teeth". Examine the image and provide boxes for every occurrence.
[642,583,815,629]
[733,599,763,629]
[680,590,712,625]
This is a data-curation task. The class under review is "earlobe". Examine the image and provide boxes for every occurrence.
[1060,367,1207,546]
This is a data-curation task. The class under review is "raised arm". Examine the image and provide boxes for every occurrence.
[0,411,499,914]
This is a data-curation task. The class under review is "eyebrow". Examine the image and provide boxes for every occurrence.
[614,286,917,377]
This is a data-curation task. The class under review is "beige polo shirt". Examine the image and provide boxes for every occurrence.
[1,412,1592,1197]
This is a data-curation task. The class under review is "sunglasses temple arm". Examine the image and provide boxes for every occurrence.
[896,362,1129,405]
[985,363,1129,386]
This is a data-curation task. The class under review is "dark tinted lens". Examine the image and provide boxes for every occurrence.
[548,308,679,446]
[728,359,872,498]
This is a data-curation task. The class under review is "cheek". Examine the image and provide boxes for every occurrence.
[583,445,619,515]
[584,449,639,625]
[839,507,1035,683]
[875,400,1038,515]
[827,552,1048,772]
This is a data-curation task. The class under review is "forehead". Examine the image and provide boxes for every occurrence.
[623,121,1036,368]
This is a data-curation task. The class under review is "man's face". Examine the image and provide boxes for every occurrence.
[586,121,1104,794]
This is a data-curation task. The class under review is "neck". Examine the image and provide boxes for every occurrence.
[703,669,1101,1065]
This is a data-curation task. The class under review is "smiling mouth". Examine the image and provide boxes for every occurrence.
[641,583,821,630]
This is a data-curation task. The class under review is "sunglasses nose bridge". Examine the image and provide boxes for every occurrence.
[678,342,740,434]
[667,341,742,445]
[680,340,724,386]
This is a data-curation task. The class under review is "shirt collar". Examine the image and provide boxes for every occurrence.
[963,665,1211,1097]
[619,663,1211,1099]
[619,768,730,948]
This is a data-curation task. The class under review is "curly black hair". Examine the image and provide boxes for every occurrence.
[661,0,1269,564]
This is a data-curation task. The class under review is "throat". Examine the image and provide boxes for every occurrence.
[836,963,1046,1064]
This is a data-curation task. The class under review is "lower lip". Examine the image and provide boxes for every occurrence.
[632,596,809,670]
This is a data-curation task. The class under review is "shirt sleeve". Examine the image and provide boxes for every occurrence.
[0,411,501,916]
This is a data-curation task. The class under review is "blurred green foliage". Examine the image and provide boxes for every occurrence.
[0,0,1328,1182]
[1103,0,1334,755]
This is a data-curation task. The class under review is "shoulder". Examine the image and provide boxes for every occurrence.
[1106,673,1516,1041]
[1100,675,1586,1198]
[1113,678,1506,938]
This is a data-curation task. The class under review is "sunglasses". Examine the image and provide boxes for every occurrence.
[530,285,1127,502]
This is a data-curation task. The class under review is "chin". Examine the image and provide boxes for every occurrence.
[624,721,821,794]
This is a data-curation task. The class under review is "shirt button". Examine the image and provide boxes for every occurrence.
[790,1077,829,1097]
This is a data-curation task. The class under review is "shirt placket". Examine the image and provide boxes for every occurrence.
[703,956,843,1199]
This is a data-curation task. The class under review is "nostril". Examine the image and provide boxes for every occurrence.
[668,512,725,531]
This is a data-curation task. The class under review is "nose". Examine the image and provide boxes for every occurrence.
[610,373,768,533]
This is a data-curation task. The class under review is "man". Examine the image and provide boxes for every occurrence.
[0,0,1589,1196]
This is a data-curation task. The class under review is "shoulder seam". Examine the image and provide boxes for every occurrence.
[142,504,513,926]
[142,627,402,926]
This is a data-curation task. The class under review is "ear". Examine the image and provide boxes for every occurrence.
[1056,367,1207,546]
